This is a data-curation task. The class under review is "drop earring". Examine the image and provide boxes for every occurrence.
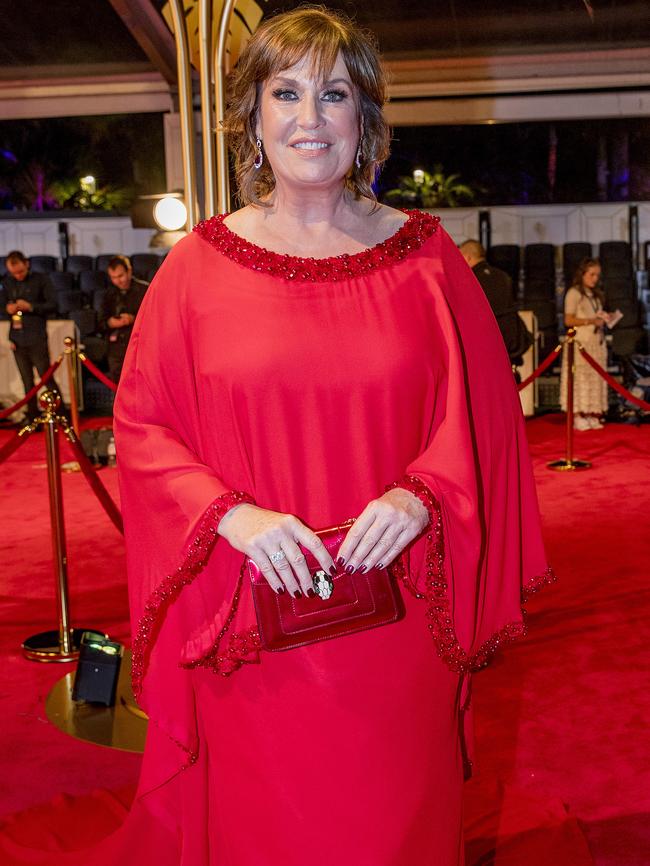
[254,137,263,170]
[355,138,363,169]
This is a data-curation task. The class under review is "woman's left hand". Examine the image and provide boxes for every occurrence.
[336,488,429,573]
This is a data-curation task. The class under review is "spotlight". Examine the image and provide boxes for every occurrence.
[412,169,425,185]
[153,196,188,231]
[80,175,96,194]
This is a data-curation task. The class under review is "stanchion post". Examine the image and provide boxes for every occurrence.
[22,391,103,661]
[63,336,80,437]
[548,328,591,471]
[566,330,575,464]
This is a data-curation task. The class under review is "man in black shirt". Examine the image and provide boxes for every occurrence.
[99,255,148,382]
[0,250,58,421]
[459,239,533,368]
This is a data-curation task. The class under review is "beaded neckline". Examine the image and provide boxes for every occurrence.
[193,209,439,282]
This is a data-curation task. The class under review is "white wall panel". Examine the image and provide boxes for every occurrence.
[434,202,650,250]
[0,217,160,258]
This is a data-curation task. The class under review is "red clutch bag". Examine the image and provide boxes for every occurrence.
[248,521,404,652]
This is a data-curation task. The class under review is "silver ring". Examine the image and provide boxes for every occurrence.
[270,550,286,564]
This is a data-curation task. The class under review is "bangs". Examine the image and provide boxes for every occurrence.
[257,15,351,85]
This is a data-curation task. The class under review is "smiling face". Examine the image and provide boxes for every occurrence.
[256,52,360,196]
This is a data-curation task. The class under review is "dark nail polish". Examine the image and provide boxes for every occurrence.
[336,556,345,567]
[345,564,355,574]
[359,564,368,574]
[376,562,384,570]
[307,588,316,598]
[276,585,285,595]
[329,565,338,576]
[293,589,303,599]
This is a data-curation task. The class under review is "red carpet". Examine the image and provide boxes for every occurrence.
[0,415,648,864]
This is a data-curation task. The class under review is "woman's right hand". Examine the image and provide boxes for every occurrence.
[217,503,336,598]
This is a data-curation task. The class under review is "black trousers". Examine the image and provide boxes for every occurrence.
[107,342,128,383]
[13,340,61,420]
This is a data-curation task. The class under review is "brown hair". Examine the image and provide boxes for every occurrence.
[572,257,605,304]
[107,255,131,273]
[224,5,391,207]
[5,250,27,265]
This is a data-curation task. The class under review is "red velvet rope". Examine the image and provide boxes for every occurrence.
[64,432,124,534]
[79,354,118,393]
[0,430,29,465]
[578,345,650,411]
[517,345,562,392]
[0,358,62,420]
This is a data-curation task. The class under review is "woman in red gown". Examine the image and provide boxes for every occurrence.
[109,8,554,865]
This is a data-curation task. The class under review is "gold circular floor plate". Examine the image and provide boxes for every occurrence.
[45,650,148,753]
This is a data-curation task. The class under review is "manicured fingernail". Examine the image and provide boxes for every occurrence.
[329,565,337,576]
[345,564,355,574]
[336,557,345,567]
[276,585,285,595]
[376,562,384,570]
[359,564,368,574]
[293,589,303,599]
[307,588,316,598]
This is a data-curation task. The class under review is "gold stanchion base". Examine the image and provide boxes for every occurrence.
[22,628,98,662]
[547,459,592,472]
[45,650,148,753]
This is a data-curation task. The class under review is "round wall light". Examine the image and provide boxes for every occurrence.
[153,196,188,231]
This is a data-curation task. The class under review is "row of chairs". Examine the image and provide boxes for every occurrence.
[4,253,164,278]
[487,240,650,360]
[487,240,642,303]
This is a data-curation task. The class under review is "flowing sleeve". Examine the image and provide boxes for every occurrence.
[390,227,555,674]
[113,236,255,785]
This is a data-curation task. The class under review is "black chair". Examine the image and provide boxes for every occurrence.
[92,288,107,314]
[69,308,97,338]
[56,290,82,317]
[48,272,75,293]
[79,270,107,295]
[611,327,644,357]
[562,243,592,287]
[95,254,118,272]
[30,255,58,273]
[131,253,162,280]
[522,278,555,302]
[524,244,555,281]
[526,299,557,330]
[607,298,642,328]
[605,277,636,302]
[487,245,520,290]
[599,241,633,279]
[65,255,93,274]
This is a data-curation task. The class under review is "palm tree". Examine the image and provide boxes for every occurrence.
[384,165,474,208]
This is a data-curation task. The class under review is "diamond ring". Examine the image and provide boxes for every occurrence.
[270,550,286,564]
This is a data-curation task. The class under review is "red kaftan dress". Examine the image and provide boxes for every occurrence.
[103,211,551,866]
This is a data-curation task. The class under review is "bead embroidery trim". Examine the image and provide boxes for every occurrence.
[130,489,255,700]
[387,475,557,674]
[193,210,440,282]
[180,560,263,676]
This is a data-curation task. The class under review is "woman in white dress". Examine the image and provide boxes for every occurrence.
[560,258,609,430]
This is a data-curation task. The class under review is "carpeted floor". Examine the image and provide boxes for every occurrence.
[0,415,648,864]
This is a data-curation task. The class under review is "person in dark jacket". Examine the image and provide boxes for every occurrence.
[459,239,533,369]
[0,250,59,421]
[98,256,148,382]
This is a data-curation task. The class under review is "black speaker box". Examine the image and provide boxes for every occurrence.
[72,632,123,706]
